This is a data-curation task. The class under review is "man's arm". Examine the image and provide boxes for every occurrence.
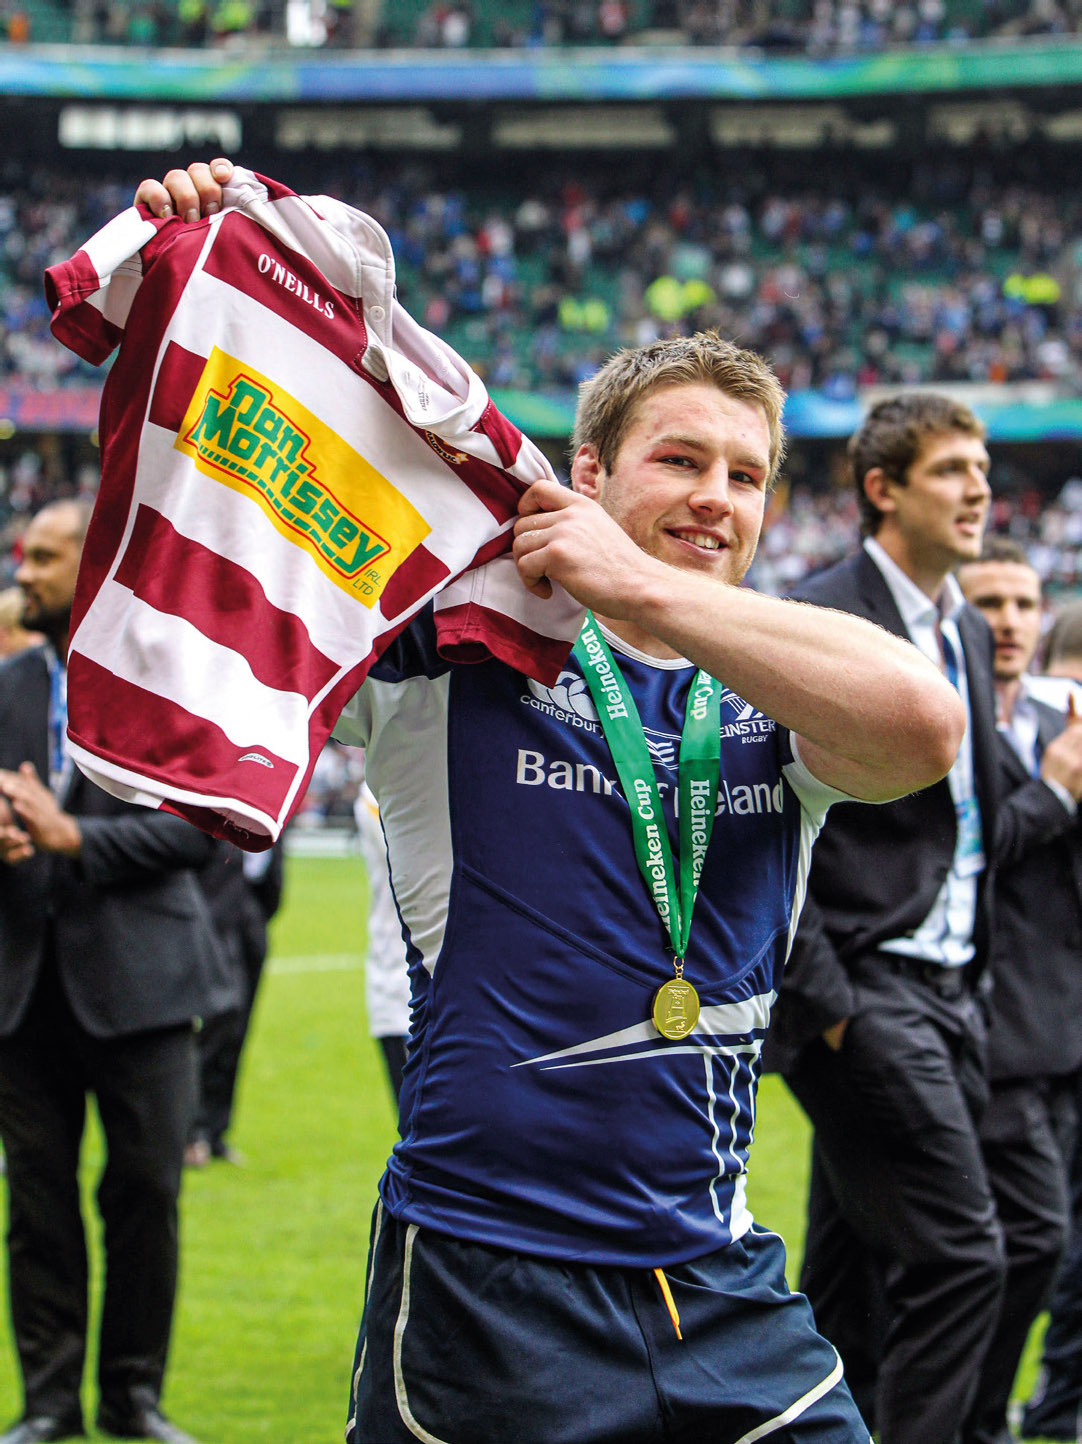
[0,790,33,866]
[994,721,1082,868]
[513,482,965,803]
[770,895,857,1055]
[0,762,214,880]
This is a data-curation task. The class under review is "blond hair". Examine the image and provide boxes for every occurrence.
[571,332,787,483]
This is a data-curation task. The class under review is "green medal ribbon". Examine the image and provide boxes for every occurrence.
[573,612,724,1039]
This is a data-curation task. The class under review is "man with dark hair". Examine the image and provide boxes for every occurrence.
[1045,601,1082,677]
[957,539,1082,1444]
[0,500,223,1444]
[767,393,1008,1444]
[1027,597,1082,715]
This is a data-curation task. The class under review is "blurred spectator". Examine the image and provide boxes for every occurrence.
[186,839,285,1167]
[0,586,43,658]
[10,0,1082,48]
[10,157,1082,405]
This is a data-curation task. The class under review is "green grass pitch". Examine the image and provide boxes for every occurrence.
[0,855,1049,1441]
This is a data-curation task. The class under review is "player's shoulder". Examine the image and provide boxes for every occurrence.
[366,605,450,686]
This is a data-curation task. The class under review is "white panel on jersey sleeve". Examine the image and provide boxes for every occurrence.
[783,734,868,821]
[780,736,852,967]
[79,207,158,332]
[435,552,585,646]
[362,671,454,978]
[332,684,373,749]
[71,580,311,765]
[355,789,412,1037]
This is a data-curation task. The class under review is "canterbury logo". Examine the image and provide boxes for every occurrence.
[525,671,599,725]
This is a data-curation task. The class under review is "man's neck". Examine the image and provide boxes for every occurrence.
[592,613,685,662]
[995,676,1023,727]
[872,529,949,603]
[43,626,70,666]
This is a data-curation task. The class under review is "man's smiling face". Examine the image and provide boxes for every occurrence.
[572,381,771,588]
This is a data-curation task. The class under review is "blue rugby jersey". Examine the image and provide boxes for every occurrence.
[334,610,846,1266]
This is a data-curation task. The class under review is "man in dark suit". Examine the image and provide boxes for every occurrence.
[957,540,1082,1444]
[0,500,223,1444]
[186,837,284,1167]
[767,393,1007,1444]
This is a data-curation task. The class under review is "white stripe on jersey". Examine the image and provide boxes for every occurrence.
[360,672,455,979]
[75,582,312,765]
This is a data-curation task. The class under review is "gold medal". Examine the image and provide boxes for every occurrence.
[652,977,701,1041]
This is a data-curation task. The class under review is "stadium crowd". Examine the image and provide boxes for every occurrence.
[4,158,1082,400]
[13,0,1082,49]
[388,0,1082,52]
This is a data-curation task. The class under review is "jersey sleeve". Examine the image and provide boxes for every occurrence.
[432,552,584,684]
[332,606,449,748]
[44,204,181,364]
[782,731,868,824]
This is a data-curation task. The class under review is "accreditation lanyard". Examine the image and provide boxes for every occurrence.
[46,648,69,798]
[573,613,724,1040]
[937,618,984,878]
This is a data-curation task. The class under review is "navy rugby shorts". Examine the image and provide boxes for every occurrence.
[346,1201,870,1444]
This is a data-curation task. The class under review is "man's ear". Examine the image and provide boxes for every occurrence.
[863,466,896,521]
[570,444,603,499]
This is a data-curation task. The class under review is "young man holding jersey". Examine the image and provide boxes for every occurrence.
[134,162,963,1444]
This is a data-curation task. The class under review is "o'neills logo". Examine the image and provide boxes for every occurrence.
[423,431,468,467]
[175,348,432,604]
[257,253,335,319]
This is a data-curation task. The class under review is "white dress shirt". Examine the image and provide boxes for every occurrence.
[864,538,982,968]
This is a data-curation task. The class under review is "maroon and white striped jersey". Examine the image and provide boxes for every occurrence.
[44,169,584,849]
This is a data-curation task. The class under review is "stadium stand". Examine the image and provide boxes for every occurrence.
[3,16,1082,603]
[4,155,1082,397]
[9,0,1082,48]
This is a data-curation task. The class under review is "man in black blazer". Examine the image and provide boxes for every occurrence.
[767,394,1008,1444]
[957,540,1082,1444]
[0,501,222,1444]
[186,837,285,1166]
